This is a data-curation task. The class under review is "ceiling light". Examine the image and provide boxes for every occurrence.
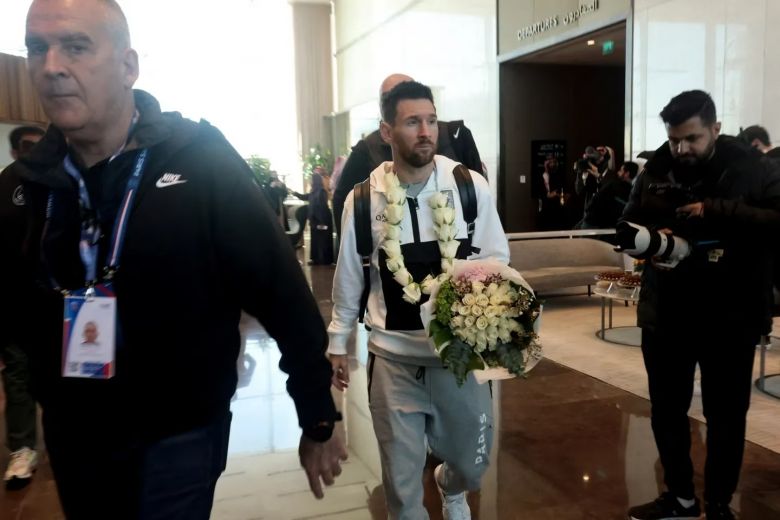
[587,40,596,46]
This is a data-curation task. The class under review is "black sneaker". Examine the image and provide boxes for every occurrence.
[705,502,735,519]
[628,492,701,519]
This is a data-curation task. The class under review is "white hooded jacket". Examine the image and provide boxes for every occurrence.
[328,155,509,363]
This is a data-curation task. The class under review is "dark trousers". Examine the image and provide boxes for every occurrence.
[43,409,231,520]
[1,342,37,451]
[641,327,757,504]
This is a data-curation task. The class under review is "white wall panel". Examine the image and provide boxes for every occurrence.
[632,0,776,153]
[334,0,499,188]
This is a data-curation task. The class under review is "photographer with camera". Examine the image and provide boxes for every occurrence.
[574,145,616,228]
[622,90,780,520]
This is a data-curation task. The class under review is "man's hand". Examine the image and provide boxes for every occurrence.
[677,202,704,218]
[299,433,348,499]
[329,354,350,390]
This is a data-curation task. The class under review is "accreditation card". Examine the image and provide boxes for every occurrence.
[62,287,117,379]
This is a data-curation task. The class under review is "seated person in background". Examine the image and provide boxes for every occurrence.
[579,161,638,230]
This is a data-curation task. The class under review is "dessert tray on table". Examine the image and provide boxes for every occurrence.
[595,271,641,299]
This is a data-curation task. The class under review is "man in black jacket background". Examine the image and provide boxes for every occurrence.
[623,90,780,520]
[11,0,346,517]
[1,125,44,488]
[332,73,484,239]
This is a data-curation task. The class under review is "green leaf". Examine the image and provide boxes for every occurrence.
[440,340,486,386]
[495,342,526,376]
[429,320,453,350]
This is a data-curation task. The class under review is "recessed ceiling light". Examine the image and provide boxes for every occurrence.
[587,40,596,46]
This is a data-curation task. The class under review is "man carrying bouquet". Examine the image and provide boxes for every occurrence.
[328,80,509,520]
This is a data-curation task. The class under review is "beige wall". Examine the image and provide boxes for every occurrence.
[498,0,630,59]
[333,0,500,190]
[292,2,334,160]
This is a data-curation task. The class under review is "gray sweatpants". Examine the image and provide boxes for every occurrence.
[368,352,493,520]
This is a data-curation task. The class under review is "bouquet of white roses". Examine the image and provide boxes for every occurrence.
[420,258,543,385]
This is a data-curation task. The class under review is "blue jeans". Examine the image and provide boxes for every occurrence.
[44,409,231,520]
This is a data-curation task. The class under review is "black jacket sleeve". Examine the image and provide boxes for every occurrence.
[702,157,780,229]
[211,147,338,429]
[332,139,374,235]
[448,121,484,175]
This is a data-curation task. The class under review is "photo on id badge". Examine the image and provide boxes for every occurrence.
[63,295,117,378]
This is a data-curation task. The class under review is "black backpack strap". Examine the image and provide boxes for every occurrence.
[452,164,478,252]
[353,178,372,323]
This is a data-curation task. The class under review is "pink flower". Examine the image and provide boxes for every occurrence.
[457,266,489,283]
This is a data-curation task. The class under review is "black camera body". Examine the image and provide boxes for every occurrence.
[647,181,700,208]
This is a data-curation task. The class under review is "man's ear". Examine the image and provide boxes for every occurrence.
[379,121,393,145]
[713,121,722,138]
[11,150,19,160]
[122,48,140,89]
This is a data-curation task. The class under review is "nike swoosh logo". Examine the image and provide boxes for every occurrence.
[155,173,188,188]
[453,127,461,139]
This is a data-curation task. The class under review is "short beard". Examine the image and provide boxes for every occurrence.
[405,148,435,168]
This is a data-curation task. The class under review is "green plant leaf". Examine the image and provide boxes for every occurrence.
[440,340,486,386]
[429,320,453,351]
[495,342,526,376]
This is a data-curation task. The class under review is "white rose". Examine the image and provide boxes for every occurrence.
[451,315,465,329]
[476,316,489,330]
[433,207,456,225]
[486,326,499,343]
[439,240,460,259]
[385,186,407,205]
[402,283,421,304]
[486,282,498,296]
[472,281,485,295]
[420,274,436,295]
[386,256,404,273]
[464,316,476,328]
[498,327,512,344]
[483,305,497,318]
[464,330,477,346]
[434,223,456,242]
[385,225,401,240]
[458,304,471,316]
[382,239,402,258]
[462,293,477,306]
[384,169,400,188]
[475,332,488,352]
[428,192,450,209]
[385,205,404,225]
[471,305,484,317]
[488,316,500,327]
[393,268,412,286]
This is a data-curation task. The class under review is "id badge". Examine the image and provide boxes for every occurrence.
[62,285,117,379]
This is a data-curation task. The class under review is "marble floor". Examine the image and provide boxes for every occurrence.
[1,258,780,519]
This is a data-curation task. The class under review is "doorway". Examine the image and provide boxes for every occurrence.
[499,22,627,232]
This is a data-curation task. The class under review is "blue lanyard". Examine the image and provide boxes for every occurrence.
[106,149,148,273]
[63,156,101,282]
[52,148,149,285]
